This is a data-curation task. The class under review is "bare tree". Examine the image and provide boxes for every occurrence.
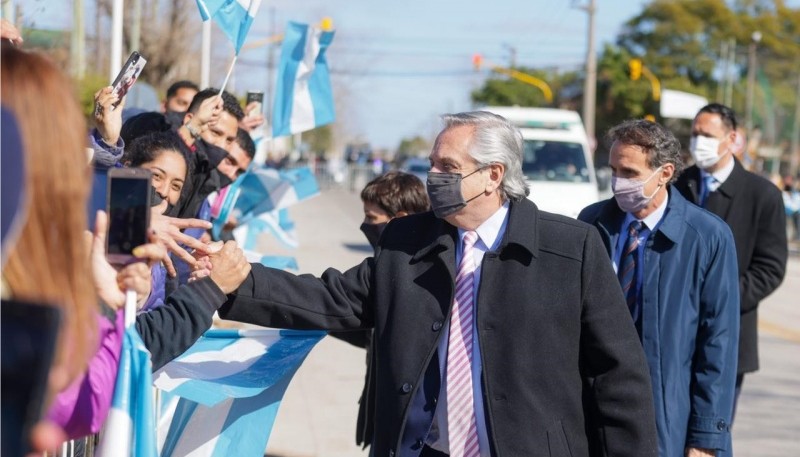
[96,0,201,91]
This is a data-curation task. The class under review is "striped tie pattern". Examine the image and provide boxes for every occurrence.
[446,231,480,457]
[618,221,643,315]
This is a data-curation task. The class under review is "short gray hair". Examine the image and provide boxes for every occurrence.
[440,111,529,201]
[606,119,685,183]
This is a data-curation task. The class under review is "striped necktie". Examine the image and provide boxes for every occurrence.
[618,221,644,331]
[446,230,480,457]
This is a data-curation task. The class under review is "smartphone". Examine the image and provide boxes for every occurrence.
[106,167,152,264]
[110,51,148,109]
[1,299,62,457]
[246,91,264,118]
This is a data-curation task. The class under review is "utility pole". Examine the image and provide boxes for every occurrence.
[266,6,276,126]
[725,38,736,107]
[201,21,211,88]
[71,0,86,79]
[745,31,761,133]
[109,0,124,81]
[131,0,142,52]
[717,40,728,103]
[502,43,517,68]
[576,0,597,144]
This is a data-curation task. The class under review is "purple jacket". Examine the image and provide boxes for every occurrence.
[46,310,123,439]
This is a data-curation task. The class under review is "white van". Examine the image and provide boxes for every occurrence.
[482,106,601,218]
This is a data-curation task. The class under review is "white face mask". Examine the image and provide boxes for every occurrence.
[689,135,726,169]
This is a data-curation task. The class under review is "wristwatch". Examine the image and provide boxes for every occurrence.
[184,121,202,140]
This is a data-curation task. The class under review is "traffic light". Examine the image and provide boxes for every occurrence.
[629,58,642,81]
[472,53,483,71]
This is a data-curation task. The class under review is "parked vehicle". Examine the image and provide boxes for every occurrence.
[483,106,601,218]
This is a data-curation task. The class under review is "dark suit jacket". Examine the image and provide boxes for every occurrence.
[675,159,787,373]
[219,198,658,457]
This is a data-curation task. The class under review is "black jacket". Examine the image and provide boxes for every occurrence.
[219,199,658,457]
[674,159,787,374]
[136,277,227,371]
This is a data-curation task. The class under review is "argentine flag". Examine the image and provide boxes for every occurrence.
[95,326,158,457]
[196,0,261,54]
[154,329,325,457]
[212,166,319,238]
[272,21,336,137]
[234,209,299,251]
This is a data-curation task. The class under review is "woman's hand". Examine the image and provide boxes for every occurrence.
[90,211,168,310]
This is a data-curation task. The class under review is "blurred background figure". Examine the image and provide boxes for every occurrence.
[783,175,800,242]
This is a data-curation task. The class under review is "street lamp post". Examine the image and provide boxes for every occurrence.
[745,31,762,133]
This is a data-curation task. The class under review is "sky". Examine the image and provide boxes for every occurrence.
[17,0,648,149]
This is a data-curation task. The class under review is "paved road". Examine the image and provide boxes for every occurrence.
[251,187,799,457]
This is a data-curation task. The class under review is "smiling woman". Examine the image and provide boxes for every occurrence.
[122,131,193,215]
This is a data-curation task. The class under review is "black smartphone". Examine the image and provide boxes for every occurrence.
[106,167,152,264]
[1,299,62,457]
[110,51,148,109]
[246,90,264,118]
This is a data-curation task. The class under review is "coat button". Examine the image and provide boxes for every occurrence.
[717,420,727,431]
[432,321,443,331]
[415,438,424,448]
[401,382,412,393]
[389,450,395,457]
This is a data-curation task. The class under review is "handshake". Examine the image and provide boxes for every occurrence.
[190,241,251,295]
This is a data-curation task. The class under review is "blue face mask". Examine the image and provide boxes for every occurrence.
[426,167,485,218]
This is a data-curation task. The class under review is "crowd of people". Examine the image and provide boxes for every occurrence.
[0,19,793,457]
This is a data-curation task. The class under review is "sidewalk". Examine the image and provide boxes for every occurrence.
[258,188,800,456]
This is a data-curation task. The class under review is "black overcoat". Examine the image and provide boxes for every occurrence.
[219,198,658,457]
[675,159,787,373]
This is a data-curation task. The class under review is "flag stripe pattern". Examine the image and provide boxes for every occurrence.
[272,21,336,137]
[154,329,324,457]
[196,0,261,54]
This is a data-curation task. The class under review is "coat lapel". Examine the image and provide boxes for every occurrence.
[706,159,745,221]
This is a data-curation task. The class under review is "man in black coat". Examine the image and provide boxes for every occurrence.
[674,103,788,415]
[212,111,658,457]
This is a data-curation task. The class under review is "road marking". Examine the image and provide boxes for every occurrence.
[759,319,800,343]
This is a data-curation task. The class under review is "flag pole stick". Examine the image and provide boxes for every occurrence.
[219,55,238,96]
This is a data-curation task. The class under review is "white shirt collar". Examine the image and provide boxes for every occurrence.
[701,156,735,187]
[459,201,510,251]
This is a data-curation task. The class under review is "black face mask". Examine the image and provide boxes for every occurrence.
[360,222,387,250]
[164,110,187,129]
[150,186,178,217]
[426,168,485,218]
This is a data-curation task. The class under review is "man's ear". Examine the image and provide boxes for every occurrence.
[395,210,409,218]
[183,112,193,126]
[487,163,505,192]
[660,163,675,185]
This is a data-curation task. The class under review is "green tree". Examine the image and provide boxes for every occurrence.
[302,124,334,156]
[617,0,800,144]
[470,67,577,108]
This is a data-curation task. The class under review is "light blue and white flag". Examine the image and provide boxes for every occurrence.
[272,21,336,137]
[243,248,299,271]
[212,166,319,238]
[196,0,261,54]
[154,329,325,457]
[95,327,158,457]
[233,209,298,251]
